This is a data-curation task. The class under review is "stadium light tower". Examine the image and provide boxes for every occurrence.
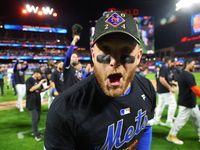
[176,0,200,11]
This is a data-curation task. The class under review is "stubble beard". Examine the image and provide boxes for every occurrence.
[94,66,135,97]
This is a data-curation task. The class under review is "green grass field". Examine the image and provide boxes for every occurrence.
[0,73,200,149]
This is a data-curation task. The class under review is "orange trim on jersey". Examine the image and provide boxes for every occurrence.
[128,139,138,150]
[190,85,200,98]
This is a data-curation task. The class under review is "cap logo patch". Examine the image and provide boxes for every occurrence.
[105,13,125,27]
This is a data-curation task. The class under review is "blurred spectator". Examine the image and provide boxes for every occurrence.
[6,66,13,89]
[11,73,17,95]
[0,66,6,96]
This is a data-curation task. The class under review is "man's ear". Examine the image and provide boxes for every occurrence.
[136,48,143,65]
[91,47,95,63]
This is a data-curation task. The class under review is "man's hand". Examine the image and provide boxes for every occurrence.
[71,35,80,45]
[40,79,47,84]
[53,91,59,96]
[23,61,27,65]
[169,87,175,93]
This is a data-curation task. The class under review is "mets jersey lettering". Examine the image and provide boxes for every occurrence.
[75,70,83,80]
[95,109,148,150]
[19,71,24,76]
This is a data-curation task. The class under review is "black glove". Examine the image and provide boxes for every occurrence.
[72,24,83,37]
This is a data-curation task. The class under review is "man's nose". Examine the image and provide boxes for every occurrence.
[110,55,121,68]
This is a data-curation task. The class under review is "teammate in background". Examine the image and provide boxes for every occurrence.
[25,68,50,141]
[81,63,94,79]
[0,66,6,96]
[50,61,64,98]
[6,66,13,89]
[11,73,17,95]
[135,64,148,77]
[154,56,177,128]
[63,35,84,89]
[154,66,160,91]
[13,58,28,112]
[44,60,55,108]
[169,59,182,95]
[44,11,156,149]
[39,65,47,102]
[166,59,200,144]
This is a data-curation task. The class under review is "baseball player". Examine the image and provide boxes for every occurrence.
[25,68,50,141]
[50,61,64,98]
[153,56,177,128]
[44,11,156,150]
[39,65,47,101]
[13,58,28,112]
[63,35,84,89]
[44,60,55,108]
[166,59,200,144]
[168,59,182,95]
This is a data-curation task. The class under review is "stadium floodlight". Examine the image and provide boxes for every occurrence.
[22,9,27,14]
[38,11,43,16]
[53,13,57,17]
[176,0,200,11]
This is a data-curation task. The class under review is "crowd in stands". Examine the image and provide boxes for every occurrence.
[0,49,91,57]
[0,30,70,46]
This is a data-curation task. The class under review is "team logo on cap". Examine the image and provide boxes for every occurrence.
[105,12,125,27]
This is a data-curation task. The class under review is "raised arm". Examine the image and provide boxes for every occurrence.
[64,35,80,67]
[13,59,19,71]
[21,61,28,71]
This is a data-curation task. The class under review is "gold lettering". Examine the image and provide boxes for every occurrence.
[105,14,110,18]
[105,24,109,30]
[121,24,126,29]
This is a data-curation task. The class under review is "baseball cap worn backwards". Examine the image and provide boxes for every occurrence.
[92,11,140,46]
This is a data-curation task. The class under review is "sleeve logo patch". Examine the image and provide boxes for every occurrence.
[120,107,131,116]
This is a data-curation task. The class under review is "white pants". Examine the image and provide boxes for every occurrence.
[16,84,26,110]
[47,87,54,109]
[7,74,12,86]
[154,92,177,123]
[169,105,200,136]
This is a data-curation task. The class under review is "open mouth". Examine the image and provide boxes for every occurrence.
[107,73,123,86]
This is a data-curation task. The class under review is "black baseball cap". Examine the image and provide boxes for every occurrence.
[92,11,140,47]
[33,68,43,75]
